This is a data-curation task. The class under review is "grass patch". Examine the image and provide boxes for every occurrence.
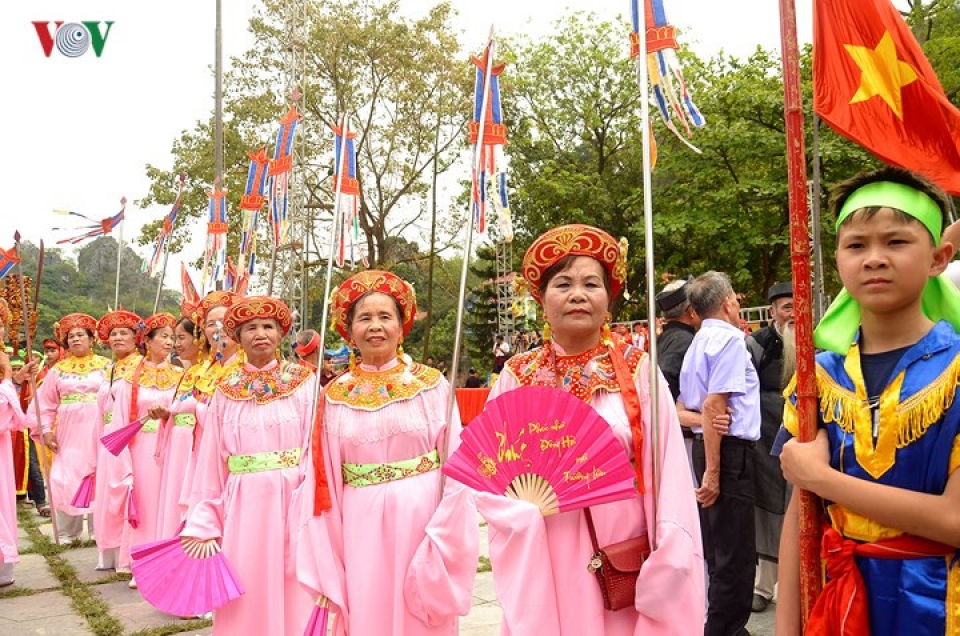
[477,555,492,573]
[128,618,213,636]
[0,585,44,600]
[20,511,126,636]
[88,572,133,586]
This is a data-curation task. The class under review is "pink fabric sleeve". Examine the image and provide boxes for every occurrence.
[29,367,61,437]
[471,372,562,633]
[632,358,706,634]
[180,391,228,542]
[106,381,134,517]
[476,492,560,634]
[0,380,27,433]
[295,400,348,622]
[404,379,480,625]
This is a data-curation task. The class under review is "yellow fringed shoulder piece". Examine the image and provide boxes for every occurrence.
[894,354,960,448]
[782,373,800,437]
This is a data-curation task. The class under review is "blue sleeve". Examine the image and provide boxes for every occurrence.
[770,425,794,457]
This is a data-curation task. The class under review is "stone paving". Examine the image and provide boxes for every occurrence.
[2,509,774,635]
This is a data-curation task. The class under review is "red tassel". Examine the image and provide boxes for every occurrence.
[607,341,645,493]
[312,385,333,515]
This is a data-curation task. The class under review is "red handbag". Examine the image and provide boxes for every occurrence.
[584,508,651,611]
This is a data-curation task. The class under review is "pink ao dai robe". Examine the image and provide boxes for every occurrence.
[1,380,28,573]
[106,362,182,566]
[155,362,204,537]
[94,355,141,567]
[182,360,315,636]
[482,351,706,636]
[30,355,110,517]
[297,359,480,636]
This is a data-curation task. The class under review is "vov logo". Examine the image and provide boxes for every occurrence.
[32,22,115,58]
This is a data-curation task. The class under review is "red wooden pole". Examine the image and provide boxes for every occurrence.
[777,0,823,625]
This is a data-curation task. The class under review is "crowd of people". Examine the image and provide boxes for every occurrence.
[0,165,958,635]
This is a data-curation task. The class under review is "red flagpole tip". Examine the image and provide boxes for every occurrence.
[291,88,301,103]
[14,231,21,242]
[121,196,127,205]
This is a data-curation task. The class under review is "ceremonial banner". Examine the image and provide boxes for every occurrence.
[814,0,960,194]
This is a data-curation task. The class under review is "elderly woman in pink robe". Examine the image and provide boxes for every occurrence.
[93,308,142,572]
[297,270,479,636]
[30,313,110,544]
[0,299,31,587]
[105,313,182,587]
[478,225,705,635]
[181,296,315,635]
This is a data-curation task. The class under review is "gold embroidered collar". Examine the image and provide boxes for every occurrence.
[56,354,110,377]
[505,343,644,403]
[326,362,441,411]
[116,359,183,391]
[217,360,313,404]
[176,362,205,397]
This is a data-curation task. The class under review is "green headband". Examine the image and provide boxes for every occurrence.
[836,180,943,245]
[816,180,960,354]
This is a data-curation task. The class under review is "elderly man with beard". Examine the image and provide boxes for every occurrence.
[745,281,794,614]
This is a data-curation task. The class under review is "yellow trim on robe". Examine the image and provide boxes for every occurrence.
[950,436,960,475]
[947,556,960,636]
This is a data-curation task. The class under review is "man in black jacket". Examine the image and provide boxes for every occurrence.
[746,281,794,613]
[656,276,700,401]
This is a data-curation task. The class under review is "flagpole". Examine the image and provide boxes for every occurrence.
[635,3,662,529]
[114,197,126,309]
[13,232,60,545]
[152,250,170,315]
[441,28,497,482]
[307,114,352,433]
[778,0,821,624]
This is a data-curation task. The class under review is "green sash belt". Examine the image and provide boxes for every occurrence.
[140,419,160,433]
[342,449,440,488]
[227,447,302,474]
[174,413,196,428]
[61,393,97,405]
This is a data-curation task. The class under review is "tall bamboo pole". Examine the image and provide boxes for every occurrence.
[777,0,822,624]
[634,1,662,520]
[113,197,126,310]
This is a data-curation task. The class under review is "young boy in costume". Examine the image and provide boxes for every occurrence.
[775,167,960,635]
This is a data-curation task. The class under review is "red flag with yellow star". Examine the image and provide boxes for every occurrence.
[814,0,960,194]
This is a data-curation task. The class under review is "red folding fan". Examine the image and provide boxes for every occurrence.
[442,386,638,515]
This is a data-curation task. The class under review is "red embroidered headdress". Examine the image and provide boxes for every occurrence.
[331,270,417,340]
[97,310,142,344]
[196,290,240,324]
[143,312,177,335]
[223,296,294,337]
[55,313,98,342]
[521,224,627,304]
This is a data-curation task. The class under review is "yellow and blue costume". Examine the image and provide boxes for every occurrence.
[782,321,960,635]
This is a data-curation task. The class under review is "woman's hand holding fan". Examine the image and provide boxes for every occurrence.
[442,386,638,515]
[131,535,244,616]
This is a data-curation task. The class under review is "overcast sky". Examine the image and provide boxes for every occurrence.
[1,0,815,290]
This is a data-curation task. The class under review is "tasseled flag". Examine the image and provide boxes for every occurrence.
[630,0,705,152]
[224,256,238,293]
[204,188,228,286]
[0,246,21,280]
[53,205,125,245]
[180,263,200,318]
[240,148,270,212]
[146,172,187,276]
[267,106,301,248]
[469,33,511,239]
[239,207,259,277]
[331,119,362,268]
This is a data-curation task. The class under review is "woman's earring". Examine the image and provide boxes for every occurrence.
[601,312,613,346]
[542,321,552,342]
